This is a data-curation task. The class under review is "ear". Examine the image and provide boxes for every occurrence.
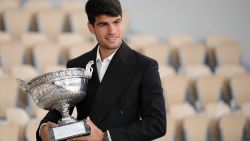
[87,22,94,34]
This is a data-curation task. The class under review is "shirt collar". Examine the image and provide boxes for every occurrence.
[96,45,118,62]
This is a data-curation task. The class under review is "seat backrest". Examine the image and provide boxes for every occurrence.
[68,10,93,40]
[183,115,211,141]
[214,45,241,66]
[219,114,247,141]
[4,9,32,41]
[0,122,19,141]
[142,43,170,66]
[196,75,225,108]
[0,77,18,118]
[37,9,65,41]
[178,44,206,67]
[0,43,25,72]
[32,43,61,72]
[163,76,190,107]
[230,74,250,107]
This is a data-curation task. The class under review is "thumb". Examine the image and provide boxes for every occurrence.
[86,116,91,123]
[86,117,93,126]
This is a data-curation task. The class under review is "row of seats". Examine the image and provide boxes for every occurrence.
[0,8,93,41]
[155,113,250,141]
[1,72,249,119]
[1,107,249,141]
[0,33,245,75]
[0,0,130,41]
[163,74,250,118]
[128,34,243,71]
[0,35,96,73]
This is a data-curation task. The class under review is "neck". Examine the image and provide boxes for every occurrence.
[99,48,116,61]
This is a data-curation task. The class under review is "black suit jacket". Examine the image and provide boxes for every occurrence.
[36,41,166,141]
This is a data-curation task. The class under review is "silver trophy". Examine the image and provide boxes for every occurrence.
[16,60,94,141]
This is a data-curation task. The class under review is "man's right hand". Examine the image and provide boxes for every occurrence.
[40,122,58,141]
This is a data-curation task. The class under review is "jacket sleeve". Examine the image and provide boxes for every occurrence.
[109,60,167,141]
[36,110,62,141]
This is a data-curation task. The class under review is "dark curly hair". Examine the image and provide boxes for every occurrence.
[85,0,122,25]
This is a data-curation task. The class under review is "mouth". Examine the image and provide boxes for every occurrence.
[106,35,119,43]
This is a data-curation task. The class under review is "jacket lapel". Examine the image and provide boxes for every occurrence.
[89,42,139,125]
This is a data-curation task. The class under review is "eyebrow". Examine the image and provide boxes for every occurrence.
[96,17,122,26]
[114,18,122,23]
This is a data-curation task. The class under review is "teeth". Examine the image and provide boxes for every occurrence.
[107,37,117,42]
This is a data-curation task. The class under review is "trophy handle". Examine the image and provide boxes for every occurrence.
[84,60,94,79]
[16,78,28,92]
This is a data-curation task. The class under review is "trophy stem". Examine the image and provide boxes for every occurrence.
[57,104,76,125]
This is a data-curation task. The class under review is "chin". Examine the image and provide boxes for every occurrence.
[108,42,120,48]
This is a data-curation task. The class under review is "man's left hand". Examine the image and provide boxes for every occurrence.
[67,117,104,141]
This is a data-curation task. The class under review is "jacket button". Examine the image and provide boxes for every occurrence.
[120,110,124,114]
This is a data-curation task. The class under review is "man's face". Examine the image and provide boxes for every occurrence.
[88,15,124,50]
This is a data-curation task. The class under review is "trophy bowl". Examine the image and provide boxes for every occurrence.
[17,61,94,140]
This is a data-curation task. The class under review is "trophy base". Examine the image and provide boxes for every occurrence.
[49,120,91,141]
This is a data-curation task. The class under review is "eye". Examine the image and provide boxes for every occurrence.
[97,22,108,27]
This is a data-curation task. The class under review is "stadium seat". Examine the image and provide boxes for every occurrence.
[32,43,62,72]
[219,114,247,141]
[0,77,18,118]
[142,43,170,66]
[37,9,66,41]
[0,42,26,72]
[230,73,250,109]
[3,9,32,41]
[0,122,19,141]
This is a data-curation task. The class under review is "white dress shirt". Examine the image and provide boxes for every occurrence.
[96,46,117,82]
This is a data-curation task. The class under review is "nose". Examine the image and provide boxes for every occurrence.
[108,24,116,34]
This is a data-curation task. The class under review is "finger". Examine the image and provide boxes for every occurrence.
[46,122,58,128]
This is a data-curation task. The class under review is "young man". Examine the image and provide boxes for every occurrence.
[37,0,166,140]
